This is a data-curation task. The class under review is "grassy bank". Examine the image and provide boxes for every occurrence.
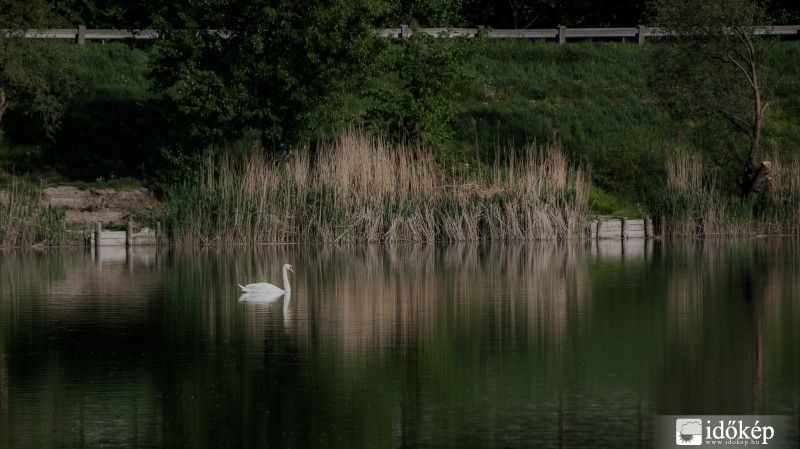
[164,131,589,244]
[3,39,800,241]
[453,40,672,198]
[453,40,800,199]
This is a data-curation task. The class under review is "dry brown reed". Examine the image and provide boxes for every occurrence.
[665,147,702,191]
[660,148,800,237]
[165,130,590,244]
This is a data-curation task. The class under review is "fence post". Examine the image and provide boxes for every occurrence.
[77,25,86,45]
[126,220,133,247]
[557,26,566,44]
[400,24,410,39]
[156,221,162,246]
[94,222,101,247]
[637,25,646,45]
[645,216,654,239]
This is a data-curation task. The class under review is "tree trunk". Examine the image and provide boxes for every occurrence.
[747,71,763,174]
[0,88,8,129]
[745,160,771,201]
[509,0,519,29]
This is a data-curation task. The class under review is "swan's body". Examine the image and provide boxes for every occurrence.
[238,291,284,303]
[238,263,294,293]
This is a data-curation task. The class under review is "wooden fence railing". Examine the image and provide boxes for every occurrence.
[6,25,800,45]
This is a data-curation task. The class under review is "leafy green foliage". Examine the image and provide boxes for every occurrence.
[148,0,388,151]
[0,0,62,29]
[1,42,161,181]
[460,0,651,28]
[383,0,465,27]
[0,0,79,139]
[649,0,770,120]
[1,41,79,139]
[49,0,153,28]
[365,28,483,150]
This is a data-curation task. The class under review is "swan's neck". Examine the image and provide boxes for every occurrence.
[283,267,291,292]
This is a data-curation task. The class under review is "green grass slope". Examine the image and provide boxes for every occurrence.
[450,39,800,212]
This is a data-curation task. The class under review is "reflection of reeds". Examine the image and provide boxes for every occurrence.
[450,243,587,348]
[165,130,589,244]
[0,248,163,327]
[159,243,588,357]
[665,241,706,344]
[281,243,588,355]
[0,353,6,443]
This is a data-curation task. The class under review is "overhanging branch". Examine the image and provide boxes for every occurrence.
[718,107,753,136]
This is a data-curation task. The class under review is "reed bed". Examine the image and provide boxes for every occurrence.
[0,179,69,247]
[165,130,590,244]
[658,148,800,237]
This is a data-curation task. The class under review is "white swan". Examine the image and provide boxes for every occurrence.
[238,263,294,293]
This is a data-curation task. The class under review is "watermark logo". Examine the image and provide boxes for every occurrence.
[676,418,703,445]
[656,415,797,448]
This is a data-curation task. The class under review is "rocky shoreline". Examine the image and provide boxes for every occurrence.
[42,186,160,227]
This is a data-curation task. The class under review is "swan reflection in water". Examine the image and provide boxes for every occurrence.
[238,291,292,327]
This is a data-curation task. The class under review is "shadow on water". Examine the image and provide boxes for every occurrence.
[0,240,798,449]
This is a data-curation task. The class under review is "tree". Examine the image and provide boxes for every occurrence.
[49,0,155,29]
[0,0,78,138]
[384,0,465,27]
[460,0,649,28]
[365,27,482,150]
[461,0,552,28]
[148,0,388,150]
[556,0,649,27]
[768,0,800,22]
[650,0,775,198]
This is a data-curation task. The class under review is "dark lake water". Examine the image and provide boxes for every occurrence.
[0,240,798,449]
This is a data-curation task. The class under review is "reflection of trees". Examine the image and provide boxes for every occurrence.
[660,239,800,415]
[743,257,765,414]
[0,248,166,448]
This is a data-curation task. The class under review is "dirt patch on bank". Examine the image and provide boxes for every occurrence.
[43,186,160,226]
